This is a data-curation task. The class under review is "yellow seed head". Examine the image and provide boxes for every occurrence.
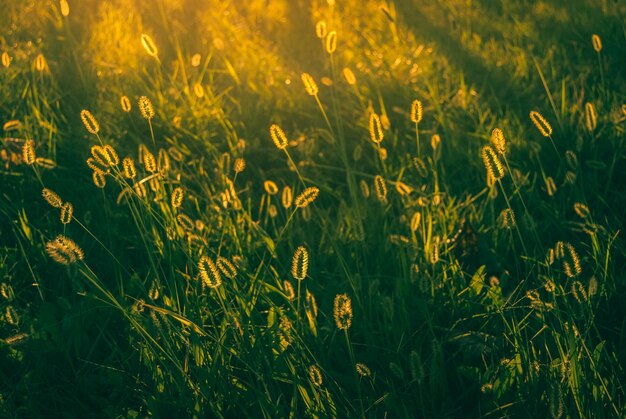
[301,72,319,96]
[308,365,323,387]
[104,145,119,165]
[295,186,319,208]
[60,202,73,225]
[143,151,157,173]
[198,256,221,288]
[281,186,293,208]
[42,188,63,208]
[138,96,155,120]
[491,128,506,154]
[1,51,10,68]
[269,124,288,150]
[59,0,70,17]
[545,176,556,197]
[563,242,582,278]
[80,109,99,135]
[193,83,204,98]
[410,211,421,232]
[216,257,237,279]
[333,293,353,330]
[374,175,387,202]
[315,21,327,38]
[157,149,170,174]
[191,53,201,67]
[282,280,295,300]
[22,140,36,165]
[395,181,412,196]
[234,158,246,173]
[141,34,158,57]
[92,171,106,188]
[499,208,515,228]
[325,31,337,54]
[45,235,84,265]
[176,214,194,231]
[584,102,597,132]
[291,246,309,281]
[342,67,356,85]
[359,179,370,198]
[264,180,279,195]
[356,363,371,378]
[305,289,318,317]
[529,111,552,137]
[171,187,183,209]
[122,157,137,179]
[431,134,441,150]
[481,145,505,182]
[35,158,57,169]
[369,113,384,144]
[591,34,602,52]
[573,202,590,218]
[86,157,109,175]
[120,96,131,113]
[3,120,21,131]
[410,100,423,124]
[34,53,47,72]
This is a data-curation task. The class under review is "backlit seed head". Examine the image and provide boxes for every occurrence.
[481,145,505,182]
[86,157,109,175]
[281,186,293,208]
[143,151,157,173]
[120,96,131,112]
[395,181,412,196]
[193,83,204,98]
[369,113,384,144]
[234,158,246,173]
[138,96,155,120]
[410,212,422,232]
[410,100,423,124]
[5,306,18,326]
[374,175,387,203]
[264,180,279,195]
[584,102,597,132]
[60,202,73,225]
[103,145,119,165]
[269,124,288,150]
[1,51,10,68]
[59,0,70,16]
[356,363,371,378]
[325,31,337,54]
[359,179,370,198]
[591,34,602,52]
[157,149,170,174]
[35,158,56,169]
[171,187,183,209]
[491,128,506,154]
[499,208,515,228]
[545,176,557,197]
[45,235,84,265]
[305,289,318,317]
[308,365,323,387]
[3,120,21,131]
[333,293,353,330]
[177,214,195,231]
[42,188,63,208]
[291,246,309,281]
[191,53,201,67]
[562,242,582,278]
[80,110,100,135]
[198,256,221,288]
[315,21,327,38]
[141,34,158,57]
[413,157,428,178]
[92,171,106,188]
[573,202,590,218]
[148,282,159,300]
[430,236,440,264]
[431,134,441,150]
[301,73,319,96]
[90,146,111,168]
[529,111,552,137]
[122,157,137,179]
[268,204,278,217]
[22,140,35,165]
[342,67,356,85]
[34,53,47,72]
[217,257,237,279]
[295,186,319,208]
[282,280,295,300]
[278,315,292,348]
[565,150,578,170]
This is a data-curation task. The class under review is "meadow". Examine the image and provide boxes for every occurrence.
[1,0,625,417]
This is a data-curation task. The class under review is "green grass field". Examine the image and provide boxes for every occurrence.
[1,0,625,417]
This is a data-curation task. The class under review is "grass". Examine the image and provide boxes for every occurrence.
[1,0,625,417]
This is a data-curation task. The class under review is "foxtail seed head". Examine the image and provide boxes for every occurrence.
[369,113,384,144]
[281,186,293,208]
[264,180,279,195]
[491,128,506,154]
[171,187,183,209]
[343,67,356,85]
[92,171,106,188]
[291,246,309,281]
[122,157,137,179]
[138,96,155,120]
[42,188,63,208]
[120,96,131,112]
[234,158,246,173]
[562,242,582,278]
[333,293,353,330]
[198,256,221,288]
[529,111,552,137]
[295,186,319,208]
[141,34,158,57]
[481,145,505,181]
[499,208,515,228]
[60,202,73,225]
[282,281,295,300]
[80,110,99,135]
[410,100,423,124]
[374,175,387,202]
[45,235,84,265]
[301,73,319,96]
[59,0,70,16]
[1,52,10,68]
[22,140,35,165]
[216,257,237,279]
[315,21,327,38]
[591,34,602,52]
[325,31,337,54]
[269,124,288,150]
[308,365,323,387]
[356,363,371,378]
[143,150,157,173]
[35,53,47,72]
[584,102,597,132]
[573,202,590,218]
